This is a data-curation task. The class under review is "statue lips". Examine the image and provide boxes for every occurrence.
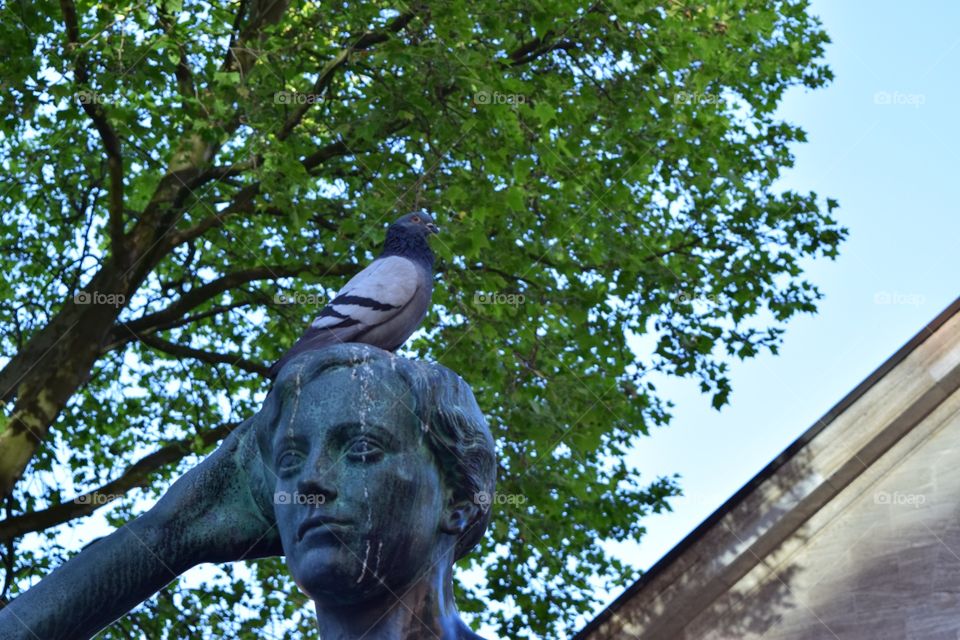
[297,516,353,544]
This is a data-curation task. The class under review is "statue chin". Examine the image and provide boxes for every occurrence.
[290,536,433,606]
[291,545,365,601]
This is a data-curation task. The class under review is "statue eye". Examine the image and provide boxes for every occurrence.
[276,450,304,471]
[346,437,383,460]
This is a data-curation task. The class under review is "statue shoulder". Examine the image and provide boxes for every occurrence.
[456,620,489,640]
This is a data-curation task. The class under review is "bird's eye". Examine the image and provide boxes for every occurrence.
[411,215,421,223]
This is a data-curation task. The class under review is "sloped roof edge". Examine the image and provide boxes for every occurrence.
[574,296,960,640]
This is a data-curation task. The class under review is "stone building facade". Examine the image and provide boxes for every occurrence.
[577,298,960,640]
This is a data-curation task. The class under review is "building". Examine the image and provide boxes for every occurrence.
[577,298,960,640]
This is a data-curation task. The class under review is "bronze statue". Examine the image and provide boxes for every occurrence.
[0,344,496,639]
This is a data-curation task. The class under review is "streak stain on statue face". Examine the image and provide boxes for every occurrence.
[272,365,448,604]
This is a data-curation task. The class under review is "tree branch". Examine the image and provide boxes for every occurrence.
[108,262,358,343]
[302,117,411,172]
[463,264,540,288]
[156,300,254,332]
[224,0,291,76]
[135,333,270,376]
[157,0,196,99]
[176,115,410,242]
[102,301,258,353]
[222,0,249,72]
[0,422,238,542]
[186,157,260,192]
[276,10,418,142]
[505,3,601,67]
[59,0,126,264]
[166,183,262,246]
[126,0,293,244]
[509,34,576,66]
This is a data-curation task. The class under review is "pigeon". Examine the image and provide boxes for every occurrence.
[267,212,439,379]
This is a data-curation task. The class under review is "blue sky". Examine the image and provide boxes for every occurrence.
[588,0,960,628]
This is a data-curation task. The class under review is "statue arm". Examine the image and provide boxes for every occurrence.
[0,416,281,640]
[0,507,193,639]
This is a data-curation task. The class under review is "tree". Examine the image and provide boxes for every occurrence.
[0,0,842,637]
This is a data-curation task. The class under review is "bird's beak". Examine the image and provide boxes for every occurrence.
[426,222,440,234]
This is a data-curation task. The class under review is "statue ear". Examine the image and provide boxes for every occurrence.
[439,497,481,536]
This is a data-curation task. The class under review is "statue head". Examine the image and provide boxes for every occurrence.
[253,344,496,608]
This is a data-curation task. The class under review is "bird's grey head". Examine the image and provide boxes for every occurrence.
[391,212,440,236]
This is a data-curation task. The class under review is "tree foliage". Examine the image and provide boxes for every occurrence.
[0,0,841,637]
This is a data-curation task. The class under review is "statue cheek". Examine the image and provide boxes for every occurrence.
[273,505,297,543]
[392,464,415,483]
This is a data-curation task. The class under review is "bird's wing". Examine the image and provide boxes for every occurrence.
[268,256,426,379]
[309,255,421,332]
[268,256,422,379]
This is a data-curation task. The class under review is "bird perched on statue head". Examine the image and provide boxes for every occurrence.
[267,212,440,379]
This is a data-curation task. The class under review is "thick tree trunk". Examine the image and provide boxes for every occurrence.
[0,263,144,500]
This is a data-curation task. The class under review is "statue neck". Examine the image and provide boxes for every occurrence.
[313,553,478,640]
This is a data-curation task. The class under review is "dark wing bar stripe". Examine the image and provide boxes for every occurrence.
[330,295,400,311]
[317,306,351,319]
[327,318,362,330]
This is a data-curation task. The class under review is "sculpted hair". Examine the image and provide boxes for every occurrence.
[255,343,497,561]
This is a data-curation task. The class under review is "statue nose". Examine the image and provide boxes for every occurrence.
[297,467,338,503]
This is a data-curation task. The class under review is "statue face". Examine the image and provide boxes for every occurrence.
[272,365,447,603]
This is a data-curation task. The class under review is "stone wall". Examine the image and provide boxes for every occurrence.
[578,301,960,640]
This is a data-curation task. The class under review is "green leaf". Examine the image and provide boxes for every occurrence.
[506,186,525,211]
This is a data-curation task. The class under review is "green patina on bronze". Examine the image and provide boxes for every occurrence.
[0,344,496,640]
